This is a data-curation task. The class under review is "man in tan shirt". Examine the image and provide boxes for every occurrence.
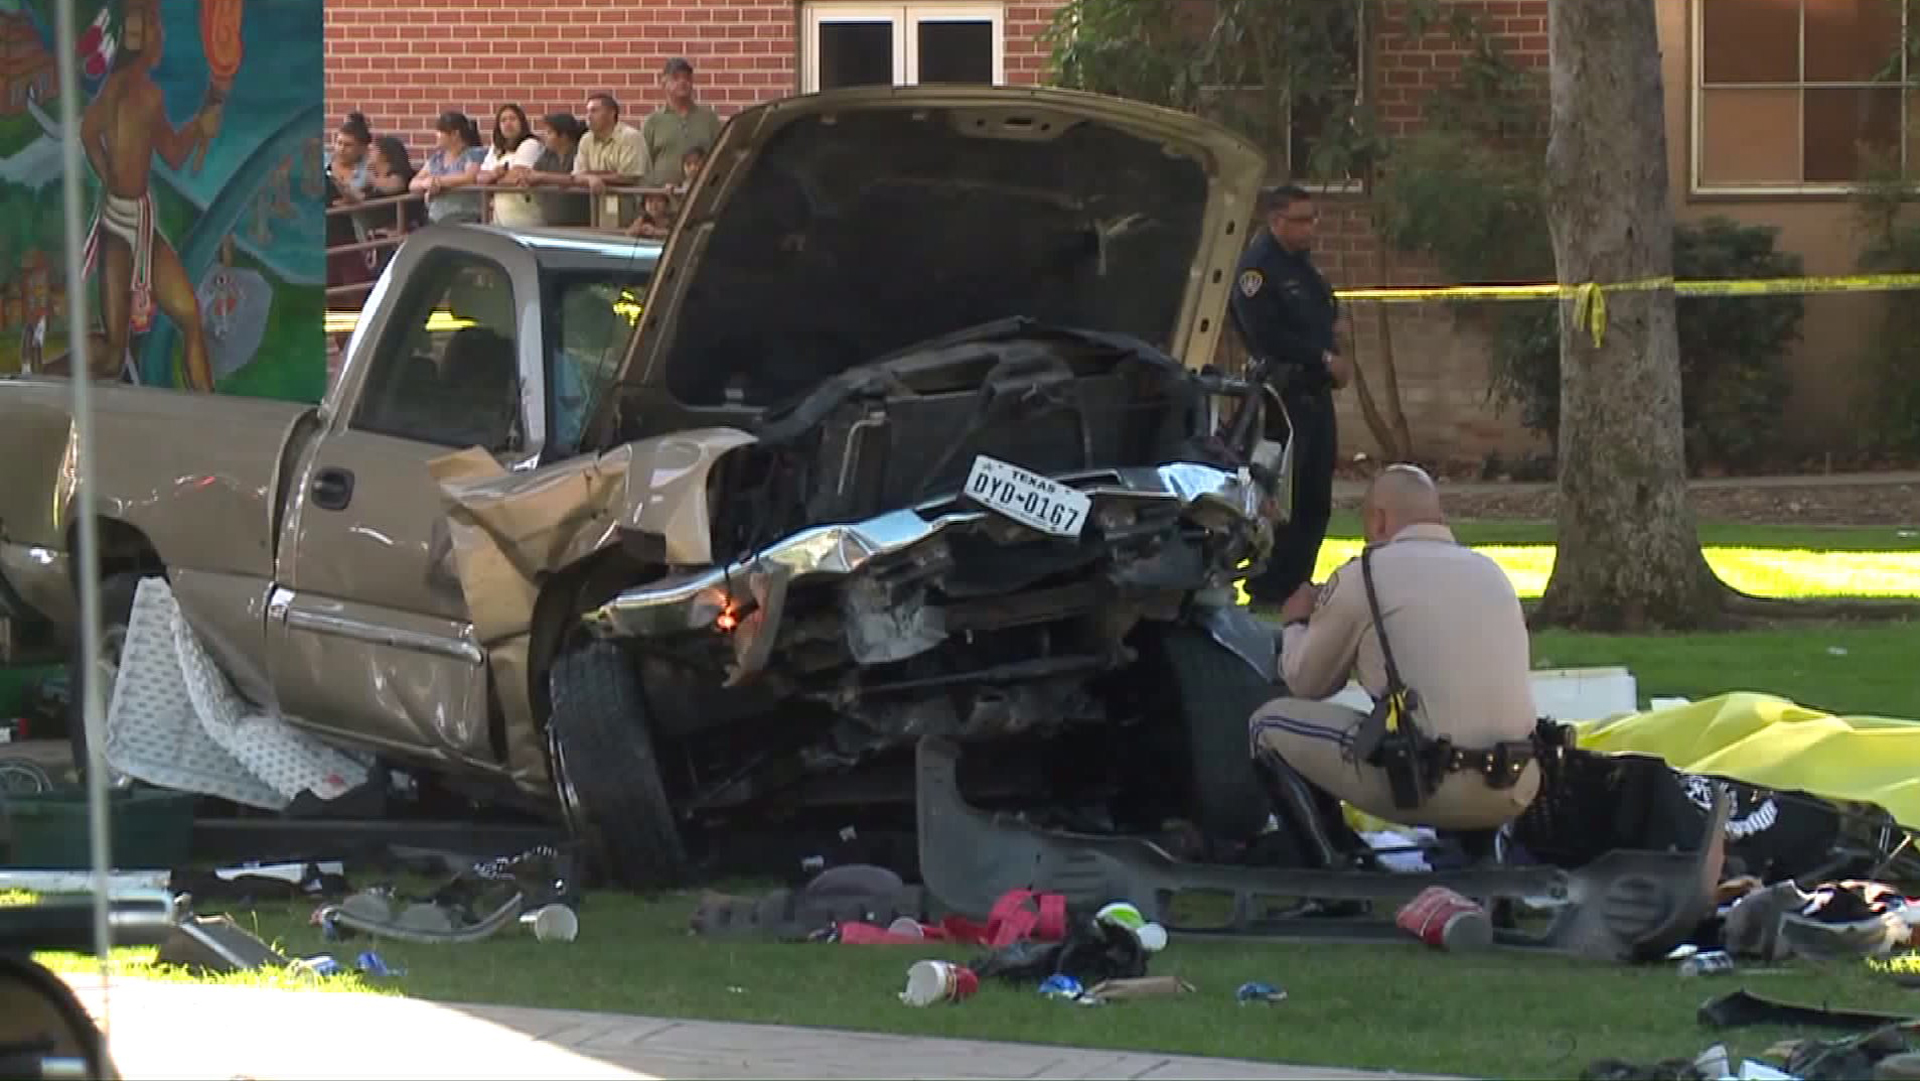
[571,92,650,228]
[1249,464,1542,868]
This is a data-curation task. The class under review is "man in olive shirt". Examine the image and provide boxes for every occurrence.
[640,58,722,189]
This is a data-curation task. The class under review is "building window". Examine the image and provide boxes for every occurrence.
[1195,2,1366,190]
[1693,0,1915,192]
[802,2,1005,93]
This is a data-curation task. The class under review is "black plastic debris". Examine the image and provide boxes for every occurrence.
[1699,989,1919,1031]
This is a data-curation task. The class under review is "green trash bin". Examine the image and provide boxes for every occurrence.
[1,787,196,870]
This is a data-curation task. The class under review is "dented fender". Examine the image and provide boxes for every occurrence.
[427,427,758,647]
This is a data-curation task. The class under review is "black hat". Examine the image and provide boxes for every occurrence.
[663,56,694,76]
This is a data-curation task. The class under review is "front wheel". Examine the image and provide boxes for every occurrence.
[545,640,690,891]
[1138,624,1277,843]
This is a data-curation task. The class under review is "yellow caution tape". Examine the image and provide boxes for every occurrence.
[324,289,644,336]
[1331,273,1920,348]
[320,274,1920,345]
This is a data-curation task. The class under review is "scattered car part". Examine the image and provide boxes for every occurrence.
[914,735,1730,963]
[154,913,289,974]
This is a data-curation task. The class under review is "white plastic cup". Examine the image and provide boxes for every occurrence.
[900,960,978,1006]
[520,903,579,943]
[1135,922,1169,952]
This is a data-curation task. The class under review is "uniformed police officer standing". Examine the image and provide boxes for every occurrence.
[1229,184,1351,609]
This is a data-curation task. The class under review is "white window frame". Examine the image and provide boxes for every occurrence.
[802,1,1006,94]
[1690,0,1914,195]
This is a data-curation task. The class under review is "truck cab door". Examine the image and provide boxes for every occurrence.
[268,235,549,773]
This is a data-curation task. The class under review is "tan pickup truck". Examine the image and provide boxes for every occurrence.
[0,86,1293,888]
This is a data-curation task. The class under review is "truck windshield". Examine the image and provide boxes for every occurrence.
[548,271,652,452]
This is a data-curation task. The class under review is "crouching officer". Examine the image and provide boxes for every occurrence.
[1228,184,1350,608]
[1248,465,1543,870]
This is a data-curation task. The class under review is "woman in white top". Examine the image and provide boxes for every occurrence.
[478,103,545,229]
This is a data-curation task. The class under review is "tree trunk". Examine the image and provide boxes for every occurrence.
[1533,0,1726,631]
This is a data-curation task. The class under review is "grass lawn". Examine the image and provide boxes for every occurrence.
[31,890,1905,1080]
[1313,513,1920,602]
[1299,513,1920,719]
[22,514,1920,1080]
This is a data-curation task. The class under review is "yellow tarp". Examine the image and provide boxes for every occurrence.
[1572,692,1920,830]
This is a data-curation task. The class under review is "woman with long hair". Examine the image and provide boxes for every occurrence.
[409,109,486,224]
[478,103,544,228]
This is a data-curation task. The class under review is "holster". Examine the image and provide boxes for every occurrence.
[1352,546,1433,813]
[1350,687,1432,812]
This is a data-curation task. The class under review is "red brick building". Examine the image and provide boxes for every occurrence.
[325,0,1069,159]
[325,1,1899,465]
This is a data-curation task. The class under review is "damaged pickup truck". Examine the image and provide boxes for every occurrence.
[0,86,1294,887]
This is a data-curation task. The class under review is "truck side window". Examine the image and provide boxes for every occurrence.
[548,274,649,453]
[354,252,523,453]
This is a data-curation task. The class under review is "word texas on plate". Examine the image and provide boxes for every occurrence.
[963,454,1091,539]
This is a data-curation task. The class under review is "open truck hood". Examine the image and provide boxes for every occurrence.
[615,85,1268,405]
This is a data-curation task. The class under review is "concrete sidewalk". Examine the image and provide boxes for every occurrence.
[63,976,1453,1081]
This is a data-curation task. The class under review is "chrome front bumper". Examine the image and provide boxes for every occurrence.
[580,461,1268,640]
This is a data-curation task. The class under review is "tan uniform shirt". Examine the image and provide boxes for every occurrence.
[1279,522,1537,748]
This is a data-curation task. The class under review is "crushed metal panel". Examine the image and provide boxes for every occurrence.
[428,429,759,646]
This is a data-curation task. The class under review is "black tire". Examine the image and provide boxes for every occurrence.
[66,573,146,781]
[1143,625,1276,843]
[546,640,690,891]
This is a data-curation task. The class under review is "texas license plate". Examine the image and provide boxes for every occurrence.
[963,455,1091,539]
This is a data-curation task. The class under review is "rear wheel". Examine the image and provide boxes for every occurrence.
[545,639,690,891]
[1139,624,1276,843]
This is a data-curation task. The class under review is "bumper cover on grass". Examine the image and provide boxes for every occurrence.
[913,735,1730,963]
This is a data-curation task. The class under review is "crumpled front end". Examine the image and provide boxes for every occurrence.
[580,458,1272,767]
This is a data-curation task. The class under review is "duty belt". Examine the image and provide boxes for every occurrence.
[1422,737,1537,791]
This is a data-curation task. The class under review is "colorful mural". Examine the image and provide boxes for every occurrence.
[0,0,323,402]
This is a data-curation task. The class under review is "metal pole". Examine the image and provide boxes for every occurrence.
[53,0,115,1025]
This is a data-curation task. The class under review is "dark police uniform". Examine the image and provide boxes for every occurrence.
[1228,229,1341,605]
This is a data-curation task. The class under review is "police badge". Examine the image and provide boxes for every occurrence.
[1238,269,1264,298]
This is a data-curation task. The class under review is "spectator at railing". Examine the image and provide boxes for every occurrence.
[518,112,591,227]
[325,172,370,291]
[572,92,649,228]
[639,57,721,189]
[672,144,707,205]
[478,103,545,228]
[359,136,426,236]
[328,112,374,206]
[626,191,674,240]
[411,110,487,224]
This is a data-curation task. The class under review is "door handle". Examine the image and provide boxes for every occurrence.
[311,467,355,511]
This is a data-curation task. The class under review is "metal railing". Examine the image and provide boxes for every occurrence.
[325,184,672,304]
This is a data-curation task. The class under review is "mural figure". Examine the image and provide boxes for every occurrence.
[79,0,229,390]
[0,0,324,402]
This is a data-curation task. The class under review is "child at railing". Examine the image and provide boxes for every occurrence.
[626,191,674,240]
